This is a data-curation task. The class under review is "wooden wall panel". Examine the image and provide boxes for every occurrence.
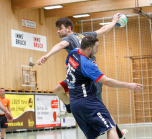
[0,0,67,91]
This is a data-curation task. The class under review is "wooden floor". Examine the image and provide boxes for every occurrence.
[6,123,152,139]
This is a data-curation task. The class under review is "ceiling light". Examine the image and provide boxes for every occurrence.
[44,5,63,10]
[73,14,90,18]
[99,22,111,25]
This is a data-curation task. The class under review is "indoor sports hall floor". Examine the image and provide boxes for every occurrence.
[6,123,152,139]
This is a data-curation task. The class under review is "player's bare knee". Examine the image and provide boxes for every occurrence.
[54,84,65,94]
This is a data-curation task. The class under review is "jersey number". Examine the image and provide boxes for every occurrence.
[66,63,76,83]
[67,63,87,97]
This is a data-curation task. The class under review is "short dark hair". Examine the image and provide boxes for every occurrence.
[0,88,5,90]
[81,35,99,50]
[56,17,73,31]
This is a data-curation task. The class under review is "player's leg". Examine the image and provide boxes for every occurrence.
[107,126,119,139]
[111,115,128,139]
[55,80,73,118]
[0,127,1,138]
[1,128,5,139]
[54,83,70,105]
[95,82,128,139]
[1,115,8,139]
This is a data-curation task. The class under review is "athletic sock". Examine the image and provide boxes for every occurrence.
[116,124,123,138]
[65,104,71,113]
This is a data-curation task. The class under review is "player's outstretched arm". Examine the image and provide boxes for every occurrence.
[99,75,143,93]
[95,13,120,37]
[36,41,69,65]
[0,102,13,122]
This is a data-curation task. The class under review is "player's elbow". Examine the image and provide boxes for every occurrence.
[102,81,111,87]
[59,43,66,49]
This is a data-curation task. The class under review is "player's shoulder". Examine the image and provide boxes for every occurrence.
[80,56,93,67]
[62,33,77,39]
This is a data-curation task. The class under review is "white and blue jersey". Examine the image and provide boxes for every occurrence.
[66,49,115,139]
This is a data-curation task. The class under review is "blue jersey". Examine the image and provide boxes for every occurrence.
[66,48,104,103]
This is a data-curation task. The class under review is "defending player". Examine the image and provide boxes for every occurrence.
[65,35,143,139]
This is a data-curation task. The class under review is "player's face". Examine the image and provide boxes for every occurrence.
[89,42,99,58]
[0,89,5,96]
[57,24,69,38]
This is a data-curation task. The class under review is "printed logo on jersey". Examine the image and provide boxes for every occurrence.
[73,54,78,60]
[69,56,79,69]
[76,34,85,39]
[75,34,85,44]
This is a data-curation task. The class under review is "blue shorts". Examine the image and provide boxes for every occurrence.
[71,97,115,139]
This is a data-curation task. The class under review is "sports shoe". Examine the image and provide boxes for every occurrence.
[121,129,128,139]
[57,111,73,118]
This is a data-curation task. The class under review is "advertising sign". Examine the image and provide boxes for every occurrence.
[60,100,76,127]
[11,29,47,52]
[35,95,61,128]
[5,94,35,130]
[22,18,36,29]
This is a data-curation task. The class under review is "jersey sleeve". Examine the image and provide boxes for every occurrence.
[81,59,104,82]
[82,31,97,37]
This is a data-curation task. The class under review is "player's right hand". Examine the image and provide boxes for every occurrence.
[5,111,13,122]
[112,13,121,23]
[36,56,48,65]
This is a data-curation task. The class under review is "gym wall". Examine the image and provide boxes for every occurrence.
[0,0,67,91]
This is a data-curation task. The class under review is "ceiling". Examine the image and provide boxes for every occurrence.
[11,0,152,22]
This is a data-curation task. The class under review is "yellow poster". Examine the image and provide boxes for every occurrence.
[5,94,35,130]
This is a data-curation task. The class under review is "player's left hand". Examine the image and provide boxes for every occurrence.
[112,13,121,23]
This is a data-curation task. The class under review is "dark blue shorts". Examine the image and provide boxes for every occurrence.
[71,98,115,139]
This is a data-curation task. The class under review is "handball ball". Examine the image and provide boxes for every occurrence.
[116,14,127,28]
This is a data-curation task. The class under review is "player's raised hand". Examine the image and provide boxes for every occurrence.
[5,111,13,122]
[128,83,143,93]
[112,13,121,23]
[36,55,48,65]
